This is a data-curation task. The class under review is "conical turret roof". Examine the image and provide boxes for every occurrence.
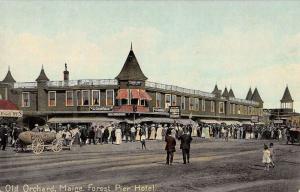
[281,86,293,102]
[251,88,263,103]
[212,84,219,94]
[222,87,229,97]
[246,88,253,100]
[2,67,16,83]
[228,88,235,98]
[36,66,49,82]
[116,44,147,81]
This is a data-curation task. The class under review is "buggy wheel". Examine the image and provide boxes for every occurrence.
[32,139,44,154]
[52,139,63,152]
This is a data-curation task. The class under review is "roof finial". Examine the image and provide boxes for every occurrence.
[130,42,133,51]
[8,65,10,71]
[42,64,44,70]
[65,62,67,71]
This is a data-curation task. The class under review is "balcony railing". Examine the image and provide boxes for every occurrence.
[145,81,215,98]
[229,97,259,106]
[13,82,37,89]
[47,79,118,87]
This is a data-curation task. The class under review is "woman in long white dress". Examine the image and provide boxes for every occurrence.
[115,127,122,145]
[136,125,141,141]
[149,124,156,140]
[156,125,163,140]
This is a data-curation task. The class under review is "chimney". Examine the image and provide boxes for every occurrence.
[64,62,69,81]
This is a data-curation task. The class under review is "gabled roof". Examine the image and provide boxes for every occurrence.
[281,86,293,102]
[116,44,147,81]
[2,68,16,83]
[246,88,253,100]
[212,84,219,94]
[228,88,235,98]
[251,88,263,103]
[36,66,49,82]
[222,87,229,97]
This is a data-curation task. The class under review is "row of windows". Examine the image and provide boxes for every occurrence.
[155,93,223,113]
[21,90,115,107]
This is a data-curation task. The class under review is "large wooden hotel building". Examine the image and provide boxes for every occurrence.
[0,45,264,127]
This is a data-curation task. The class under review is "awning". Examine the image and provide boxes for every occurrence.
[116,89,129,100]
[139,89,152,100]
[199,119,221,124]
[220,121,241,125]
[48,117,122,124]
[0,100,22,117]
[131,89,152,100]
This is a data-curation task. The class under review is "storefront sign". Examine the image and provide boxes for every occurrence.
[90,106,113,111]
[273,119,283,124]
[108,112,126,117]
[0,110,23,118]
[251,116,259,123]
[169,106,180,118]
[128,81,142,86]
[153,108,165,113]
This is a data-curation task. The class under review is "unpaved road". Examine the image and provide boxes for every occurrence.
[1,139,299,192]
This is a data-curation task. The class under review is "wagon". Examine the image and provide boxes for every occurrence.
[15,131,73,154]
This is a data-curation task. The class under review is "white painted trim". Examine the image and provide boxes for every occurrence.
[92,90,101,106]
[22,92,30,107]
[82,90,90,106]
[106,89,114,106]
[65,91,74,106]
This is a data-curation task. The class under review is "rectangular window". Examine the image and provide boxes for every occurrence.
[195,98,199,111]
[211,101,215,112]
[232,104,235,114]
[181,96,185,110]
[140,100,145,106]
[171,95,177,106]
[237,105,241,114]
[22,92,30,107]
[156,92,161,108]
[82,90,90,106]
[189,97,195,110]
[202,99,205,111]
[165,94,171,109]
[77,90,82,106]
[92,90,100,106]
[219,102,225,113]
[48,91,56,107]
[65,91,73,106]
[106,90,114,106]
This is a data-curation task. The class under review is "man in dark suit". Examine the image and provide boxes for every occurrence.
[179,128,193,164]
[165,129,176,165]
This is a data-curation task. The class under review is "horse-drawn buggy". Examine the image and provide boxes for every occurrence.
[15,129,76,154]
[287,128,300,145]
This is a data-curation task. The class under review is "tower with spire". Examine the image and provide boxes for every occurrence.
[280,85,293,110]
[116,43,148,89]
[36,65,50,111]
[2,66,16,83]
[245,87,253,100]
[251,87,263,108]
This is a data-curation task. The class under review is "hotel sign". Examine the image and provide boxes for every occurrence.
[128,81,142,86]
[108,112,126,117]
[169,106,180,118]
[0,110,23,118]
[153,108,165,113]
[90,106,113,111]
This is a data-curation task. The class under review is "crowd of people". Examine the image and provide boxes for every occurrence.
[0,121,295,152]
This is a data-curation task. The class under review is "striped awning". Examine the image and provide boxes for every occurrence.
[48,117,122,124]
[116,89,129,100]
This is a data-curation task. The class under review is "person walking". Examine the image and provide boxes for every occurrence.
[165,129,176,165]
[0,124,8,151]
[130,125,136,142]
[178,128,193,164]
[262,144,271,171]
[111,128,116,144]
[115,126,122,145]
[140,132,146,150]
[102,127,109,144]
[269,143,275,168]
[96,126,103,144]
[88,127,96,145]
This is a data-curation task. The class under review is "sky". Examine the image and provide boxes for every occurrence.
[0,1,300,110]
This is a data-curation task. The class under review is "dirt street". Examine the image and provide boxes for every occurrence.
[1,139,299,192]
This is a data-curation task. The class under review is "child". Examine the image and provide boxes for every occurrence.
[141,133,146,150]
[269,143,275,168]
[262,144,271,171]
